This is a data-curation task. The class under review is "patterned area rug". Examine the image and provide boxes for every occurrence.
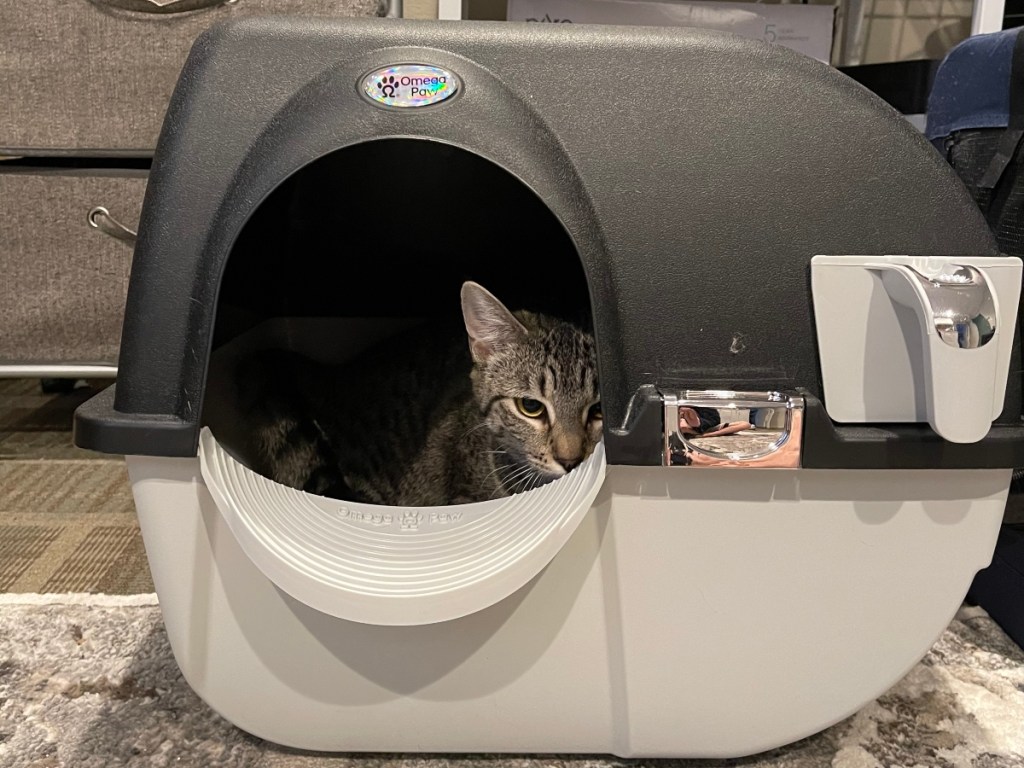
[1,595,1022,768]
[0,379,153,593]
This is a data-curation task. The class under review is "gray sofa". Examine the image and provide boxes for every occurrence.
[0,0,380,377]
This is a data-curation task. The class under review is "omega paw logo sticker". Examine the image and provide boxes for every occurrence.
[363,65,460,108]
[377,75,399,98]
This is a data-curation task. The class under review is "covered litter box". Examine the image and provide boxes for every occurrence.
[75,17,1024,758]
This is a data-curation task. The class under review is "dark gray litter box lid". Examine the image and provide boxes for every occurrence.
[74,17,1024,468]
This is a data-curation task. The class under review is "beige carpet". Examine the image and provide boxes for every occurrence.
[0,379,153,593]
[1,595,1022,767]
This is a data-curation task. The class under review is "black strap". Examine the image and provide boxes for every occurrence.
[978,31,1024,212]
[979,128,1024,192]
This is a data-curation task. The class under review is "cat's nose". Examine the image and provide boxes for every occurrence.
[557,456,582,472]
[553,432,584,473]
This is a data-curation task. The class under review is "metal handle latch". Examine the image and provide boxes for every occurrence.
[88,206,137,245]
[874,263,997,349]
[663,390,804,468]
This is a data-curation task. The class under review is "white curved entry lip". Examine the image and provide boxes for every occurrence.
[198,427,607,626]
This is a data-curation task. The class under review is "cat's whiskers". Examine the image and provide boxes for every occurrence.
[480,457,513,484]
[489,463,534,497]
[500,464,533,487]
[459,421,492,441]
[480,463,520,497]
[513,469,541,495]
[506,464,542,495]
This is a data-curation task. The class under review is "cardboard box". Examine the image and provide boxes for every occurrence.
[507,0,836,63]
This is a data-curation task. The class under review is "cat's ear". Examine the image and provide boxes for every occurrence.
[461,282,528,363]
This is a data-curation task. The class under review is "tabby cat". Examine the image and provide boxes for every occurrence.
[236,282,602,506]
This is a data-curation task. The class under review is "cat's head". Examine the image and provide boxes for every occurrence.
[461,281,602,491]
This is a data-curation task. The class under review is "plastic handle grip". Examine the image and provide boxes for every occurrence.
[869,263,998,443]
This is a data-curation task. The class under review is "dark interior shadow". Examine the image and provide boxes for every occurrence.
[213,139,591,352]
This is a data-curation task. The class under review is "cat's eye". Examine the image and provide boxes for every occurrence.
[515,397,546,418]
[588,402,603,421]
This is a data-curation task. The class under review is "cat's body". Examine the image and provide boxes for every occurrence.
[237,283,602,506]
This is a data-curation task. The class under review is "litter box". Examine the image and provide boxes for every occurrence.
[74,17,1024,758]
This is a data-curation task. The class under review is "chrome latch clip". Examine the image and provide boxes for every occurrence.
[662,390,804,468]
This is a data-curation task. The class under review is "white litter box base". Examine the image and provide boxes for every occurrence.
[127,455,1008,757]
